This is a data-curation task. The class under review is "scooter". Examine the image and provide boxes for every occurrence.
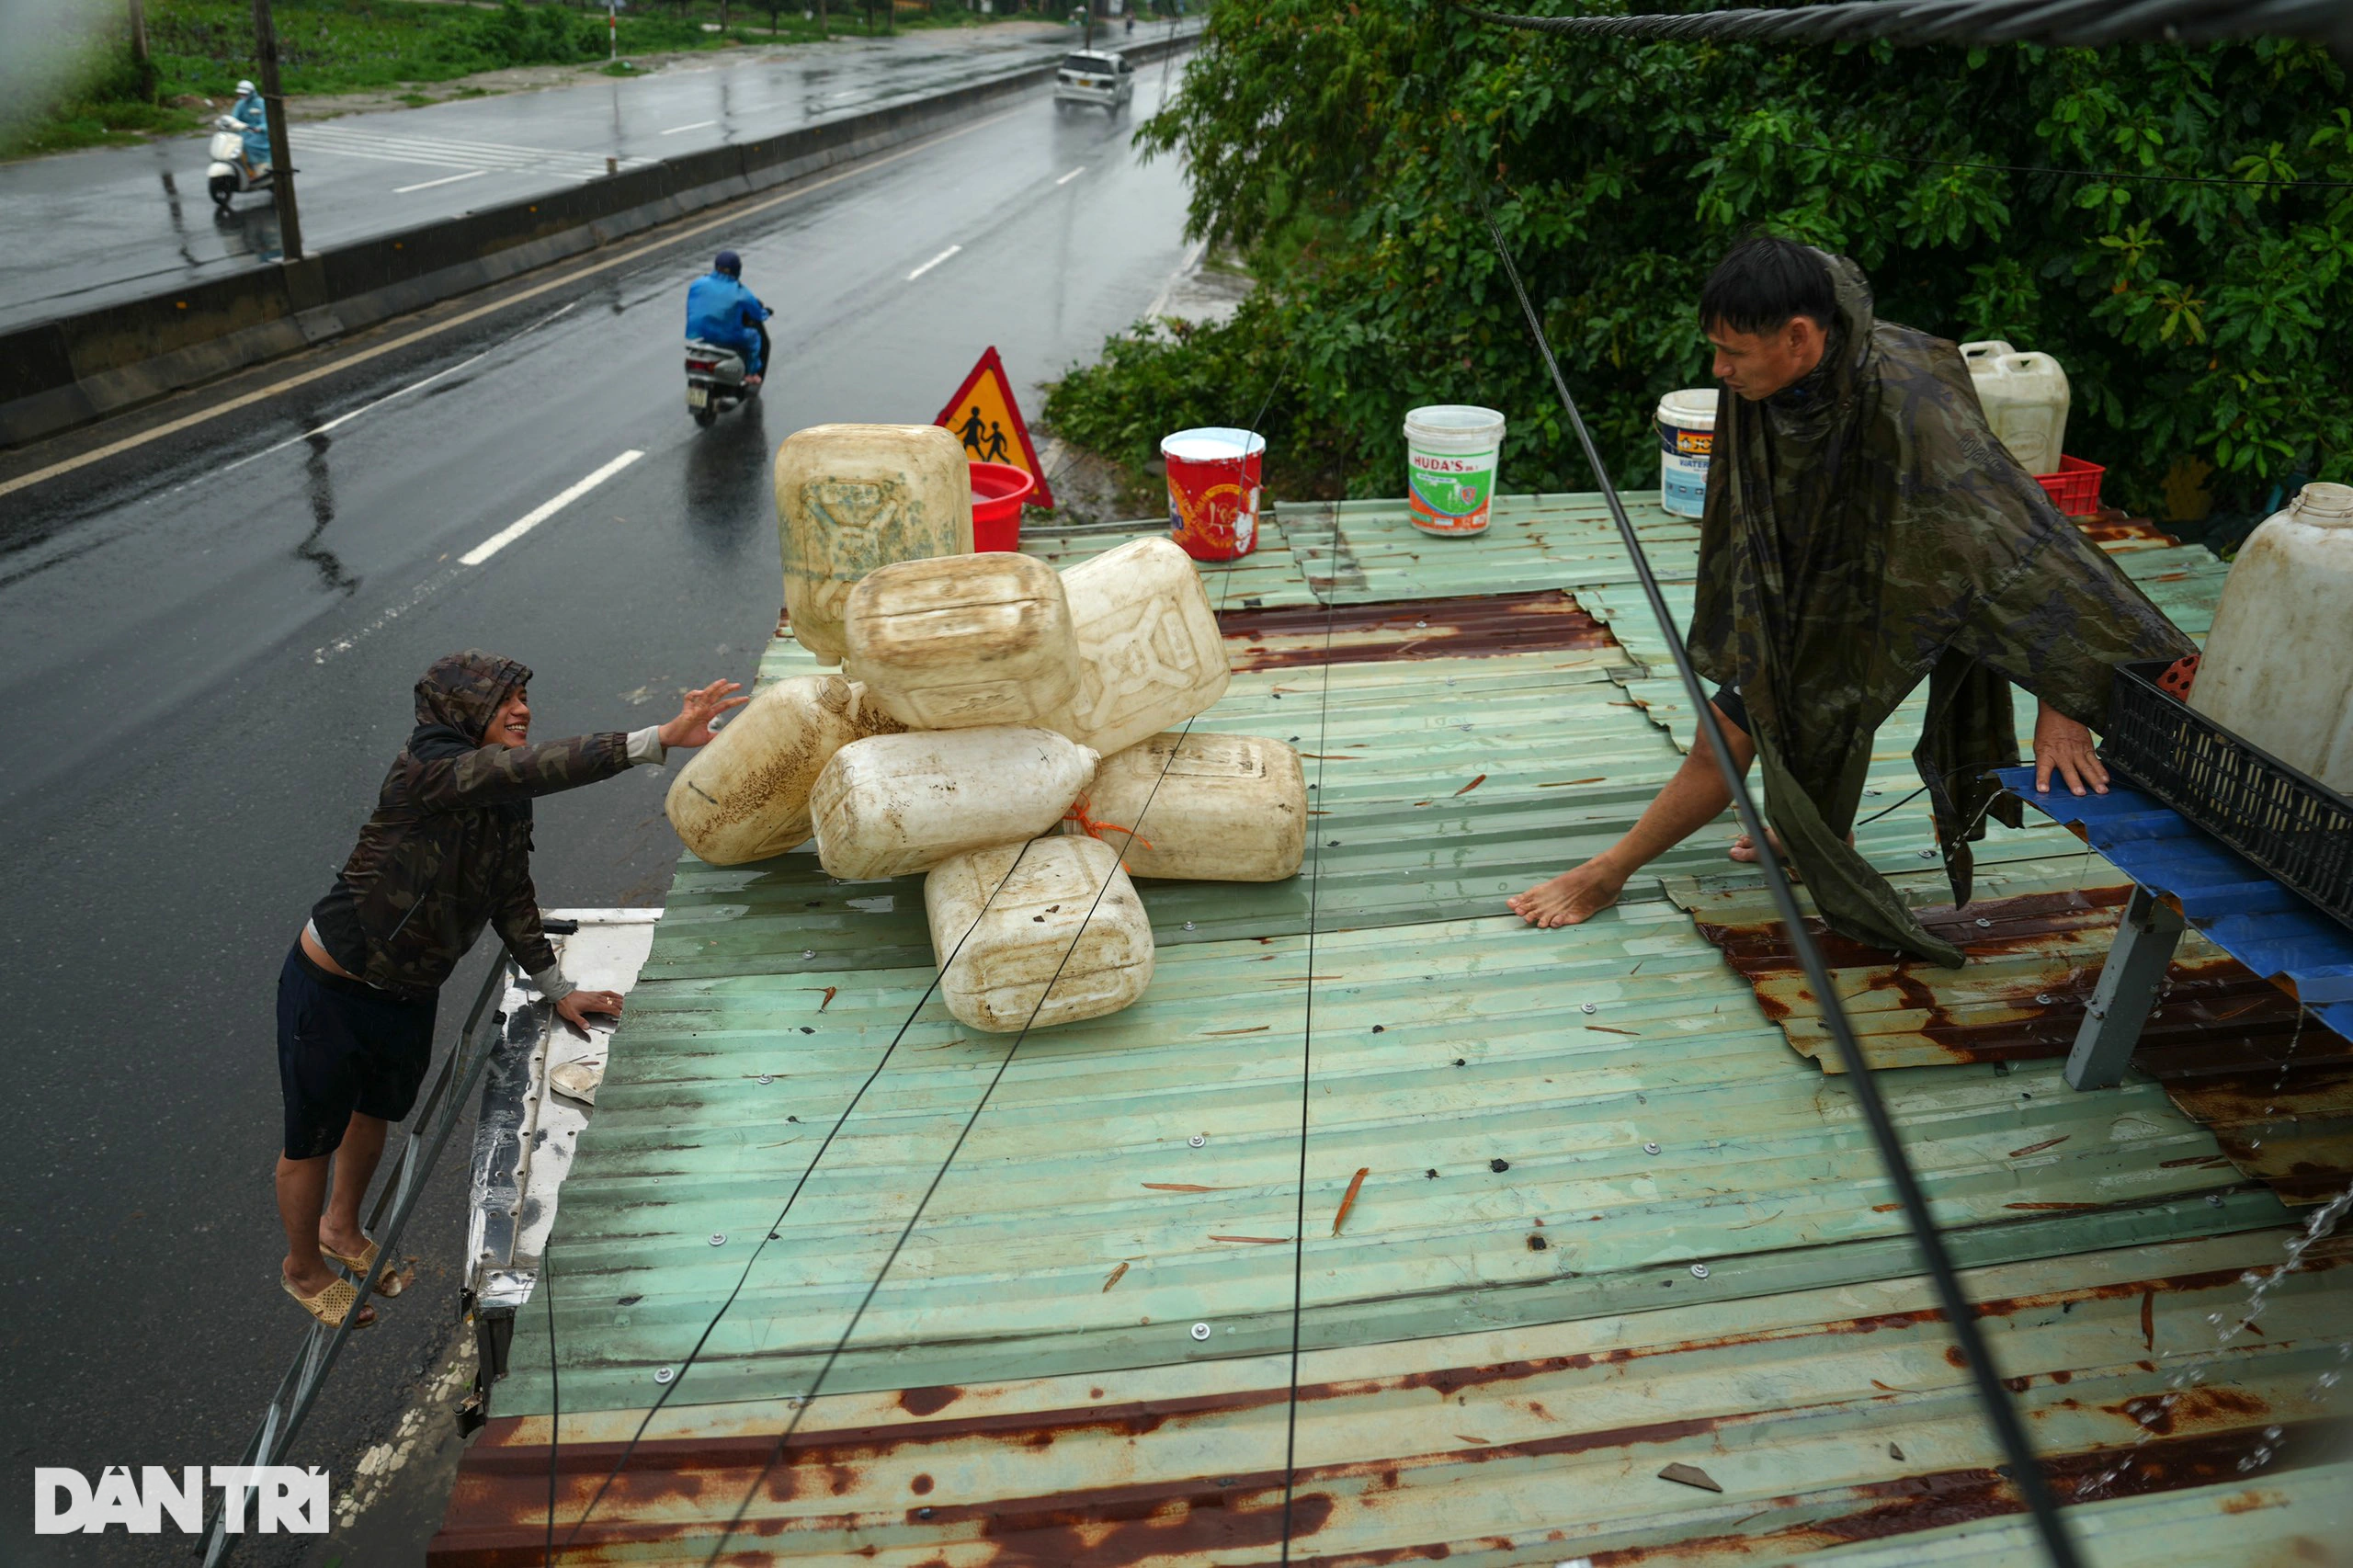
[684,338,756,428]
[207,115,273,210]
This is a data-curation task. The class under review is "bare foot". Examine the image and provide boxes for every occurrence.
[318,1219,369,1260]
[1507,858,1629,928]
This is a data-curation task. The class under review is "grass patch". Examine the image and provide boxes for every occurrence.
[2,0,1058,158]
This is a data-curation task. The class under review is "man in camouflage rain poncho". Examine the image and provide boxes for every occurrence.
[1511,237,2195,961]
[274,652,744,1329]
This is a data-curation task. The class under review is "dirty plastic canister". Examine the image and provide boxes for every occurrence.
[1403,405,1506,537]
[1050,537,1230,759]
[1655,388,1717,519]
[774,423,972,665]
[926,835,1154,1032]
[843,551,1080,730]
[809,726,1099,881]
[1960,341,2071,477]
[2188,482,2353,790]
[1066,732,1305,881]
[663,674,903,866]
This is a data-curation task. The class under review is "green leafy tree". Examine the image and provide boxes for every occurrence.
[1054,0,2350,523]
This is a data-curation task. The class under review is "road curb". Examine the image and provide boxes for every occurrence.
[0,28,1196,451]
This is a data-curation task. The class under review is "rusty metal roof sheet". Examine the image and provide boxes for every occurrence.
[432,502,2351,1564]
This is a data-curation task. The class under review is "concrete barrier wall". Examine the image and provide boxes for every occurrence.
[1,29,1194,449]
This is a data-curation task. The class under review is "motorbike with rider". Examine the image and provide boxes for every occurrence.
[682,249,774,426]
[207,79,277,208]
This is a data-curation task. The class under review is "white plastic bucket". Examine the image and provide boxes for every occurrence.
[1403,405,1506,537]
[1656,389,1717,518]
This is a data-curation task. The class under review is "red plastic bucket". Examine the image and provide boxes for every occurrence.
[969,460,1036,552]
[1162,426,1265,562]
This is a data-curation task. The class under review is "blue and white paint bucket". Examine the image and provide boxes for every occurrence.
[1656,388,1718,518]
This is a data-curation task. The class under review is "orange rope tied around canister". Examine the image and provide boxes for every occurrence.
[1063,793,1154,873]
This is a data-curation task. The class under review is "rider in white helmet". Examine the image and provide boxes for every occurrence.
[231,79,270,174]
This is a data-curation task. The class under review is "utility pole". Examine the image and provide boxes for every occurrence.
[251,0,303,261]
[128,0,151,71]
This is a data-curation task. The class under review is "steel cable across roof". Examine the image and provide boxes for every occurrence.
[1450,0,2352,49]
[1454,140,2090,1566]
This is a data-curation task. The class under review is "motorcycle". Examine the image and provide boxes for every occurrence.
[684,338,756,428]
[207,115,273,210]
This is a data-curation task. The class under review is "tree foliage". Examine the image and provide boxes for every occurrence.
[1059,1,2352,519]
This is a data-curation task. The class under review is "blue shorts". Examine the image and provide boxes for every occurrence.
[276,945,438,1160]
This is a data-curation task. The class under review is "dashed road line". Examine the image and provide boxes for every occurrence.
[661,120,718,135]
[394,169,488,194]
[460,449,643,565]
[1055,165,1086,186]
[907,244,961,281]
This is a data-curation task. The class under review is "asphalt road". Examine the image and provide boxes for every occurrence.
[0,17,1190,332]
[0,59,1193,1563]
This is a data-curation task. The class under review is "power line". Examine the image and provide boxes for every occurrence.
[1453,0,2352,51]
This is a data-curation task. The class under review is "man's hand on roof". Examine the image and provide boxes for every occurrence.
[555,988,624,1039]
[658,677,749,751]
[2032,703,2109,797]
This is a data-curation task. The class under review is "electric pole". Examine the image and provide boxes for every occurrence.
[251,0,303,261]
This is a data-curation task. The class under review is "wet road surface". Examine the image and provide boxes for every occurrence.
[0,17,1191,332]
[0,60,1194,1563]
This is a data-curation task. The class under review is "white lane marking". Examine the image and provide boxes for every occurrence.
[207,302,580,485]
[1,103,1027,500]
[460,449,643,566]
[661,119,718,135]
[906,244,961,281]
[395,169,488,194]
[1055,165,1086,186]
[312,563,464,665]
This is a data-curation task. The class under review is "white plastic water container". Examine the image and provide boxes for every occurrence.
[774,423,972,665]
[1051,537,1231,759]
[1656,388,1716,519]
[1067,732,1305,881]
[843,551,1080,730]
[809,726,1098,881]
[1402,405,1506,537]
[1960,341,2071,476]
[926,835,1154,1032]
[2188,482,2353,790]
[664,675,902,866]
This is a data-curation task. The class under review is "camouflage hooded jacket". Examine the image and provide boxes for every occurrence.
[309,651,633,1001]
[1686,252,2195,967]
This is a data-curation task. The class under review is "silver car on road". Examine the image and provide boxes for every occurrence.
[1053,51,1135,112]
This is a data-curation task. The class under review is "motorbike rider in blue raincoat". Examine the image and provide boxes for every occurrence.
[685,250,773,385]
[231,79,271,174]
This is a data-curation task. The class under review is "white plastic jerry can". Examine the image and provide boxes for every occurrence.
[809,726,1098,881]
[1051,537,1231,758]
[1068,732,1305,881]
[2188,482,2353,790]
[664,675,903,866]
[1960,340,2071,477]
[926,835,1154,1032]
[773,423,972,665]
[843,551,1081,730]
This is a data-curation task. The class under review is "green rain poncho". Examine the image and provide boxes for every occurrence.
[1686,251,2196,967]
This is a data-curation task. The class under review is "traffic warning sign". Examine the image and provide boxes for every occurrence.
[936,346,1054,510]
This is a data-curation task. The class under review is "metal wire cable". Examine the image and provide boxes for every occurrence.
[1276,448,1347,1564]
[1452,0,2352,49]
[551,840,1043,1549]
[1775,140,2353,191]
[696,408,1287,1562]
[543,1250,559,1568]
[1462,163,2088,1567]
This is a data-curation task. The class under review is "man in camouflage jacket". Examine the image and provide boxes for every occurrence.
[1512,238,2193,962]
[276,650,743,1326]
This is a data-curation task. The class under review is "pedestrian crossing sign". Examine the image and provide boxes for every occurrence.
[935,346,1054,510]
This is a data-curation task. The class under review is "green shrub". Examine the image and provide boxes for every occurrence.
[1075,0,2351,525]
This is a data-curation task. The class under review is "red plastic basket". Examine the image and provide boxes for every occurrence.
[968,460,1036,552]
[2035,455,2104,517]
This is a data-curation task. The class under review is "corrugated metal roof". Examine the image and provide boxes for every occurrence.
[432,499,2351,1564]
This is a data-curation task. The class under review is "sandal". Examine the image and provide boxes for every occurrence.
[321,1235,405,1299]
[282,1272,376,1330]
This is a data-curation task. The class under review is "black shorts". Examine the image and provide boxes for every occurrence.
[1709,684,1753,739]
[276,945,438,1160]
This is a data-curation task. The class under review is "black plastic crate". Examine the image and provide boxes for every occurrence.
[2101,658,2353,931]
